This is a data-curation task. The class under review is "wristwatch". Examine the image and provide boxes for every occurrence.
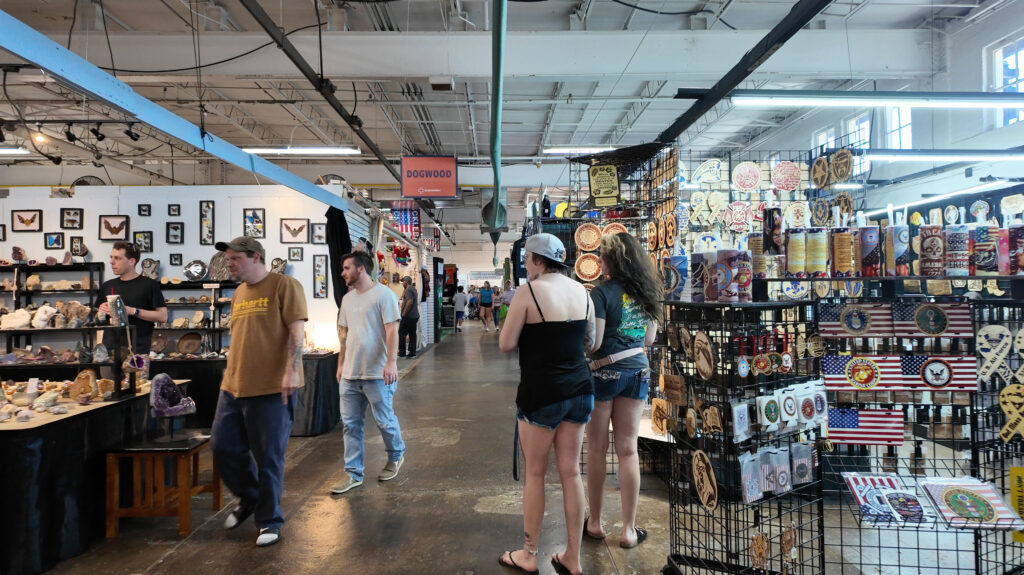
[133,307,140,317]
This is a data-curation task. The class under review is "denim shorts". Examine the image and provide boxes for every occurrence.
[592,366,650,402]
[517,394,594,430]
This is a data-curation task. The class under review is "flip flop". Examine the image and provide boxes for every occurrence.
[620,526,648,549]
[551,553,583,575]
[498,551,539,575]
[583,515,606,540]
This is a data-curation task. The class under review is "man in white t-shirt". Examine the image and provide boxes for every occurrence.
[332,251,406,495]
[452,285,468,332]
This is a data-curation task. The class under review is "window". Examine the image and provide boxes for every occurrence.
[887,106,912,150]
[814,127,836,153]
[846,113,871,175]
[994,35,1024,126]
[768,152,781,169]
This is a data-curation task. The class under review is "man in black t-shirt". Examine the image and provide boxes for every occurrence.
[397,275,419,358]
[96,241,168,353]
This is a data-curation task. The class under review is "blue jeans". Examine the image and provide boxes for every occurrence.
[211,390,293,529]
[341,379,406,482]
[592,366,651,402]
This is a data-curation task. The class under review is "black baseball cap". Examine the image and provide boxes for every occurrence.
[215,236,266,260]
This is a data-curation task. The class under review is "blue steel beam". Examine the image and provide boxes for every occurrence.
[0,9,346,209]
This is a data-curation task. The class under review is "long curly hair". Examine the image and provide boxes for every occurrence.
[599,232,664,323]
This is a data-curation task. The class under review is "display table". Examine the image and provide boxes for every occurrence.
[292,352,340,437]
[0,391,151,575]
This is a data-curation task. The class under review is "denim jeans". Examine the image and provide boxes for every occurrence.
[211,390,293,529]
[592,366,651,402]
[341,379,406,482]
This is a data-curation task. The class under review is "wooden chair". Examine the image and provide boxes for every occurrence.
[106,435,222,538]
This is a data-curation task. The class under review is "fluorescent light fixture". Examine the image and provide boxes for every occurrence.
[862,180,1007,217]
[242,146,362,156]
[863,149,1024,163]
[832,183,864,190]
[683,183,700,190]
[730,89,1024,109]
[0,147,30,155]
[542,146,617,155]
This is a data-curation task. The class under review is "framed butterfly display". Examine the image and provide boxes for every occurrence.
[199,200,215,245]
[44,232,64,250]
[243,208,266,238]
[98,215,130,241]
[60,208,83,230]
[280,218,309,244]
[11,209,42,232]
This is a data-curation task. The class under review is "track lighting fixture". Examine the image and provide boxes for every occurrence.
[90,123,105,142]
[64,124,76,143]
[45,153,61,165]
[123,123,140,142]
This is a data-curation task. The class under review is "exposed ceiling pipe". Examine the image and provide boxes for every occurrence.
[235,0,455,246]
[657,0,835,143]
[481,0,508,265]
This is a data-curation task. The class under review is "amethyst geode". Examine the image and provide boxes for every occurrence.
[149,373,196,418]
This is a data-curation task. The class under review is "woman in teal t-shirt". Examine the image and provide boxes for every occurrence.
[479,281,494,331]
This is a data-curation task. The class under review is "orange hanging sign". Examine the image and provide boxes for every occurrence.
[401,156,458,198]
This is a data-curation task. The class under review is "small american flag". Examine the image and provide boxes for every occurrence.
[828,408,904,445]
[823,355,978,392]
[818,302,895,338]
[842,472,903,526]
[892,301,973,338]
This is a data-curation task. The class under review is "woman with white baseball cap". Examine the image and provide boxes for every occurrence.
[498,233,595,575]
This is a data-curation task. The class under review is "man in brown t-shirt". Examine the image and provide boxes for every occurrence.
[210,236,307,548]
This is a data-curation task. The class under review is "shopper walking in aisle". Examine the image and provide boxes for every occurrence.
[584,232,662,549]
[211,237,307,548]
[398,275,420,358]
[498,233,595,575]
[96,241,168,353]
[497,279,516,332]
[479,281,495,331]
[453,285,468,332]
[332,251,406,495]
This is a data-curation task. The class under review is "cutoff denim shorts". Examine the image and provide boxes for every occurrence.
[592,366,651,403]
[517,394,594,430]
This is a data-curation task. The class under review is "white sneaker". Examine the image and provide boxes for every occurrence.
[256,527,280,547]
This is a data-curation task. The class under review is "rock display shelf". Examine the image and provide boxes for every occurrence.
[0,263,105,309]
[153,327,228,332]
[0,389,151,431]
[159,281,236,356]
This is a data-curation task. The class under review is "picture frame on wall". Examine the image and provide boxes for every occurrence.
[133,231,153,253]
[313,254,328,298]
[168,204,180,217]
[60,208,83,230]
[70,236,84,256]
[0,225,6,242]
[44,232,64,250]
[166,221,184,244]
[243,208,266,238]
[288,247,303,261]
[170,253,182,266]
[138,204,151,217]
[311,223,327,244]
[280,218,309,244]
[11,209,43,232]
[98,215,130,241]
[199,200,215,245]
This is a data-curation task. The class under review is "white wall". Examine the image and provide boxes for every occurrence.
[0,184,353,348]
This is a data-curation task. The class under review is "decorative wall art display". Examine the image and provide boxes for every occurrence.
[0,225,6,242]
[243,208,265,238]
[168,204,180,217]
[280,218,309,244]
[199,200,215,245]
[70,236,84,256]
[166,222,184,244]
[138,204,151,217]
[11,209,42,232]
[133,231,153,253]
[311,223,327,244]
[313,254,328,298]
[44,232,64,250]
[98,215,129,241]
[170,253,182,266]
[921,477,1024,530]
[60,208,83,230]
[822,354,979,392]
[288,247,303,261]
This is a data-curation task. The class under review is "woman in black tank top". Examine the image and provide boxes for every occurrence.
[497,233,593,575]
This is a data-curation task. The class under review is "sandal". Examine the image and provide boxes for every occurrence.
[620,526,648,549]
[583,514,605,540]
[498,551,539,575]
[551,553,583,575]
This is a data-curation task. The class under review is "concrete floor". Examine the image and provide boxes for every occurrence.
[53,322,670,575]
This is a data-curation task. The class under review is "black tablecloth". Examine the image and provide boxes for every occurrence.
[292,353,340,437]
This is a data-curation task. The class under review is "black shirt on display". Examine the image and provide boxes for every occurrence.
[95,276,166,353]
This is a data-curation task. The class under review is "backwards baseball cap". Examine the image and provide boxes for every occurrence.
[401,275,413,283]
[215,236,266,260]
[524,233,568,266]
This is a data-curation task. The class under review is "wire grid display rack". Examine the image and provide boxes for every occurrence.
[818,296,983,574]
[971,301,1024,574]
[662,301,824,575]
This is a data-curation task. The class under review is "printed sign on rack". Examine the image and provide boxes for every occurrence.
[588,165,621,207]
[401,156,458,198]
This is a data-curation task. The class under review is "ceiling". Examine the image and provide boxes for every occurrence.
[0,0,1003,243]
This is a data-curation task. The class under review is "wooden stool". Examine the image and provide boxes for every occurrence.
[106,435,222,538]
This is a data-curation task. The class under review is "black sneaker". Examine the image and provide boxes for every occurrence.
[223,502,256,529]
